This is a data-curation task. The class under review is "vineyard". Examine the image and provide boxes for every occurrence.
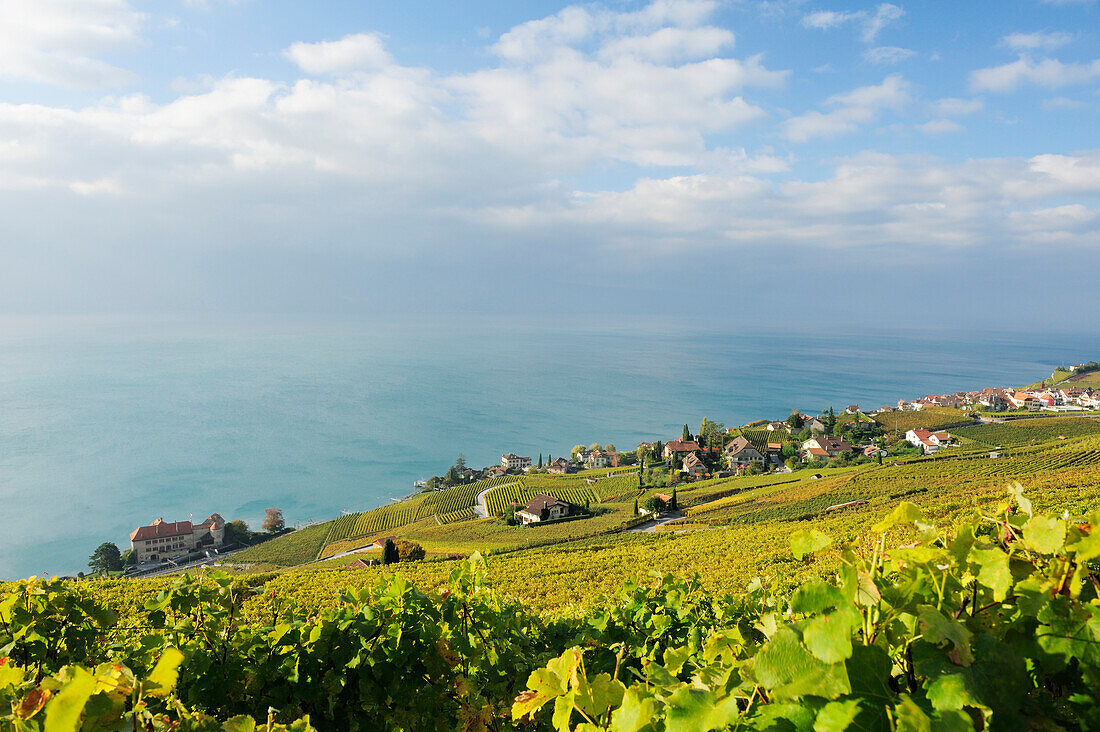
[952,415,1100,446]
[484,479,600,516]
[872,406,971,432]
[7,488,1100,729]
[236,475,519,564]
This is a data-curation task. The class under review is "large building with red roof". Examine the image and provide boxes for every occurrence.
[129,513,225,563]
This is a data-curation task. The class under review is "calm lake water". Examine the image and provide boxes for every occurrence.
[1,316,1096,578]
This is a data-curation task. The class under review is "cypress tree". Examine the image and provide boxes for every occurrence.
[682,424,691,442]
[633,498,639,516]
[383,539,399,565]
[538,453,543,468]
[671,487,678,511]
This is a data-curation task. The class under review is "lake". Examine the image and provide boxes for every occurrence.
[1,315,1095,578]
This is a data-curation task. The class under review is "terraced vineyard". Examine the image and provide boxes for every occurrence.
[952,416,1100,446]
[232,523,332,566]
[437,506,477,524]
[873,406,970,432]
[484,479,600,516]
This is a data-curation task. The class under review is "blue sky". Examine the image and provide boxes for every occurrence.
[0,0,1098,325]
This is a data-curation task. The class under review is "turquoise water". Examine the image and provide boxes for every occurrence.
[1,316,1096,579]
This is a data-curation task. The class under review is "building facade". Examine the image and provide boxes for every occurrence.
[129,513,225,563]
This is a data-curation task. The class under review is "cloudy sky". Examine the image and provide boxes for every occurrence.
[1,0,1098,325]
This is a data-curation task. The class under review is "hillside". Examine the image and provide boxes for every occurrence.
[160,414,1100,614]
[8,414,1100,729]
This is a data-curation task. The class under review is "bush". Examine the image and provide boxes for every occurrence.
[394,539,426,562]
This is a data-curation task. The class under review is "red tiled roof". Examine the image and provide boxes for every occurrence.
[524,494,571,513]
[130,518,193,542]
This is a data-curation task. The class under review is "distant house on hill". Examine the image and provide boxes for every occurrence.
[501,453,532,471]
[766,421,789,432]
[845,405,860,414]
[581,450,618,469]
[682,452,708,476]
[129,513,225,563]
[905,429,954,454]
[663,439,700,459]
[725,435,765,468]
[805,418,827,433]
[515,494,574,525]
[1007,392,1040,411]
[800,435,853,458]
[546,457,573,475]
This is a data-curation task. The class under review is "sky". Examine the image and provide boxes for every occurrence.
[0,0,1098,326]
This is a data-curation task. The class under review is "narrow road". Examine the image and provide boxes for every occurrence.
[474,481,518,518]
[625,510,682,533]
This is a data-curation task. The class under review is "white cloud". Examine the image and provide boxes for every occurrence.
[801,10,858,30]
[930,97,983,116]
[918,119,964,134]
[0,0,1097,278]
[863,46,915,64]
[782,74,910,141]
[0,0,145,88]
[284,33,391,75]
[801,3,904,42]
[1000,31,1074,51]
[471,150,1100,251]
[1043,95,1087,109]
[970,56,1100,92]
[598,26,735,62]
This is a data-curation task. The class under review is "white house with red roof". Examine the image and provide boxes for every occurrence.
[905,429,954,454]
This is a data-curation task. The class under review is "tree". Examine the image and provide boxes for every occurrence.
[670,487,678,511]
[540,507,550,521]
[263,508,285,533]
[605,443,616,453]
[571,445,586,458]
[538,453,543,469]
[588,443,602,451]
[394,539,425,562]
[88,542,122,574]
[787,411,805,429]
[698,418,725,449]
[633,498,639,516]
[826,407,837,435]
[120,549,136,568]
[682,424,691,442]
[638,463,644,487]
[225,519,251,546]
[455,454,466,471]
[382,539,399,565]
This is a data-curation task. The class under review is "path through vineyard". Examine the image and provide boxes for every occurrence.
[473,482,505,518]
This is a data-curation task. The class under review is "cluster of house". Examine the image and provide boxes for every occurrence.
[488,449,620,478]
[879,385,1100,414]
[129,513,225,563]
